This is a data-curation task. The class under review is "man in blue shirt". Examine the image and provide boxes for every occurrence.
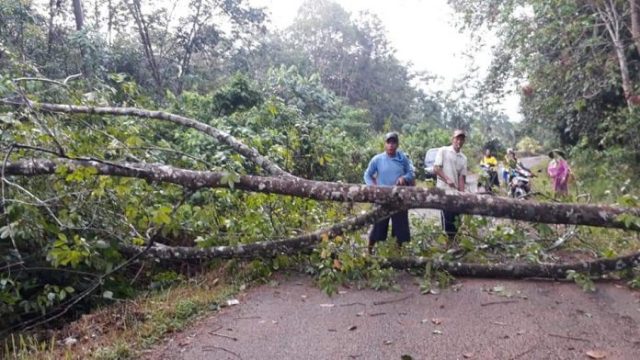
[363,132,415,253]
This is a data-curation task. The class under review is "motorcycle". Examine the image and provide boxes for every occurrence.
[509,167,533,199]
[478,164,499,194]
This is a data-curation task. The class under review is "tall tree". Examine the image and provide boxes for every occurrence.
[449,0,640,152]
[124,0,163,92]
[286,0,416,130]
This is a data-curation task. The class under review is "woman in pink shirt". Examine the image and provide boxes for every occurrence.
[547,150,571,196]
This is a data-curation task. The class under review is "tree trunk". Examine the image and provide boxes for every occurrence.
[47,0,57,56]
[176,0,203,94]
[595,0,634,107]
[5,158,640,231]
[119,205,399,259]
[124,0,163,93]
[386,251,640,278]
[72,0,85,30]
[630,0,640,57]
[6,101,292,178]
[71,0,92,77]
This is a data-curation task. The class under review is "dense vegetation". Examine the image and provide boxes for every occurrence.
[0,0,639,356]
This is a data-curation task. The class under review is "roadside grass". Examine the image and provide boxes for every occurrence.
[2,262,273,360]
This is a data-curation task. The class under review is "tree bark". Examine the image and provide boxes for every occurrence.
[72,0,85,31]
[176,0,203,94]
[124,0,163,93]
[594,0,634,107]
[8,101,292,178]
[4,158,640,231]
[47,0,57,56]
[387,251,640,279]
[119,205,399,259]
[630,0,640,58]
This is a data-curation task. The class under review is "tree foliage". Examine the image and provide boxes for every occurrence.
[449,0,640,160]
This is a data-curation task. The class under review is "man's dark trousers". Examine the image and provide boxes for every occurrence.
[441,211,460,240]
[369,211,410,244]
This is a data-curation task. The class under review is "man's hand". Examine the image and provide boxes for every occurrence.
[446,179,456,188]
[395,176,406,186]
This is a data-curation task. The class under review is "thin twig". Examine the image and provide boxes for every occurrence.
[490,321,508,326]
[202,345,242,359]
[0,261,24,271]
[208,332,238,341]
[369,312,386,317]
[1,178,66,228]
[480,300,519,307]
[129,263,145,286]
[339,302,366,307]
[1,144,23,264]
[510,345,535,360]
[373,294,414,306]
[547,333,591,342]
[12,77,69,88]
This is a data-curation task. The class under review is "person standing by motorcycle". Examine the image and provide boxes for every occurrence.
[480,148,500,192]
[547,149,571,196]
[434,129,468,244]
[504,148,531,180]
[505,148,533,197]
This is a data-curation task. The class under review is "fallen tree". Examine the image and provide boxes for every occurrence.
[3,100,640,280]
[386,252,640,279]
[5,158,639,231]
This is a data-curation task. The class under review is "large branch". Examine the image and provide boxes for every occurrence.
[5,158,640,231]
[4,100,291,178]
[387,251,640,279]
[119,205,399,260]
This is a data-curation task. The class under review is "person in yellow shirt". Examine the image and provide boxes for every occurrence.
[480,149,499,191]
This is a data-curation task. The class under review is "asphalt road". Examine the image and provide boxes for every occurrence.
[145,273,640,359]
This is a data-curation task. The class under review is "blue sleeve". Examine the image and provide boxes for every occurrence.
[403,154,415,182]
[364,156,377,185]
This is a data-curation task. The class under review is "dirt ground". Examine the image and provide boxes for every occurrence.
[144,272,640,360]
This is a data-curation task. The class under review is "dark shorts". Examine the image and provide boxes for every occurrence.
[368,210,410,244]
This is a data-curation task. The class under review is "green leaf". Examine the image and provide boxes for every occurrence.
[151,206,172,225]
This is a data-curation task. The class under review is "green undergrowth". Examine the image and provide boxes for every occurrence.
[1,258,296,360]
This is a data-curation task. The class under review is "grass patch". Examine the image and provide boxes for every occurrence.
[3,266,249,359]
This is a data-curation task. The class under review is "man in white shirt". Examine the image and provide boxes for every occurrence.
[434,129,468,243]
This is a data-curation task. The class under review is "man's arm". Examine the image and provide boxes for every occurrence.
[434,148,456,188]
[364,156,378,185]
[401,153,415,184]
[457,174,466,192]
[434,166,456,188]
[458,157,468,192]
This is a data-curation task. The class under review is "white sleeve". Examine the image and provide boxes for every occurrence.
[434,147,444,167]
[461,157,468,176]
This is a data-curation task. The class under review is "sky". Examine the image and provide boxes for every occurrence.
[249,0,522,121]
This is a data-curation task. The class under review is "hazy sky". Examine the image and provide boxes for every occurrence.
[249,0,522,121]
